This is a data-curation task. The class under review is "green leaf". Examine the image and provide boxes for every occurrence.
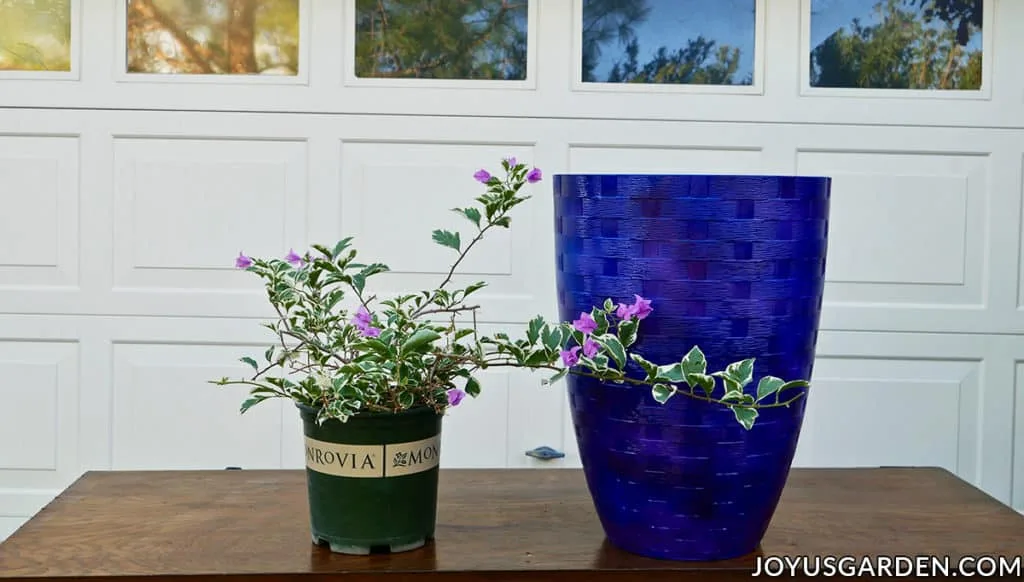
[361,339,392,358]
[731,406,759,430]
[351,274,366,294]
[240,357,258,371]
[603,298,615,312]
[541,367,568,386]
[655,363,685,383]
[542,326,563,352]
[680,346,707,376]
[264,347,275,363]
[721,389,746,402]
[453,207,482,228]
[523,350,550,367]
[630,353,658,378]
[779,380,811,393]
[617,319,638,347]
[465,376,481,397]
[722,358,755,387]
[599,336,626,369]
[686,373,716,396]
[401,329,441,353]
[591,309,609,336]
[397,391,415,408]
[493,216,511,228]
[431,229,461,252]
[651,383,675,404]
[463,281,487,297]
[527,315,545,345]
[756,376,786,401]
[240,395,269,414]
[331,238,353,258]
[454,328,475,341]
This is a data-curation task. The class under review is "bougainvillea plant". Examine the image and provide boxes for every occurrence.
[212,159,810,430]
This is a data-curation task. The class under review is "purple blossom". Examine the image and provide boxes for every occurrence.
[235,252,253,269]
[582,337,600,358]
[616,295,653,320]
[473,169,491,183]
[504,156,517,167]
[447,388,466,407]
[526,167,542,183]
[285,248,305,267]
[572,312,597,334]
[630,294,653,320]
[560,346,581,367]
[351,306,382,337]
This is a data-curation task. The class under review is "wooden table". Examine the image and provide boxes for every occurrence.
[1,468,1023,581]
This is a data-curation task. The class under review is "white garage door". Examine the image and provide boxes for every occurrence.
[2,0,1023,539]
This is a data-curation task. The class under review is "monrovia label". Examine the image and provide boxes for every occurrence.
[385,435,442,477]
[304,437,383,478]
[304,435,441,478]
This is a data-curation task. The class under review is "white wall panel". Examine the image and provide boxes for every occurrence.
[0,136,80,289]
[110,343,285,470]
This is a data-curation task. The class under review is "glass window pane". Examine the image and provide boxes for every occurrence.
[354,0,528,80]
[126,0,300,75]
[0,0,72,72]
[581,0,756,86]
[809,0,983,90]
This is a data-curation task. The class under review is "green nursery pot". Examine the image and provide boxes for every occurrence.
[297,403,443,555]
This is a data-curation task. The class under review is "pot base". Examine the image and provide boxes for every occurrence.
[313,534,428,555]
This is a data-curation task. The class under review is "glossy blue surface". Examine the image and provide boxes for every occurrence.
[553,174,831,561]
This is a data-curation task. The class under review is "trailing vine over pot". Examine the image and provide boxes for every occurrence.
[212,159,810,430]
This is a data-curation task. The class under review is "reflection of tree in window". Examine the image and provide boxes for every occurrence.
[354,0,528,80]
[581,0,756,85]
[0,0,72,72]
[126,0,299,75]
[810,0,982,90]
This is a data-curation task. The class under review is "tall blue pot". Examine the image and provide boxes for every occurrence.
[553,174,831,561]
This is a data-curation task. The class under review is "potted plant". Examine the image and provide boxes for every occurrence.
[212,159,811,556]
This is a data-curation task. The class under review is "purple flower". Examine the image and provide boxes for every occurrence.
[473,169,491,183]
[504,156,517,167]
[630,294,653,320]
[447,388,466,407]
[284,248,305,267]
[582,337,600,358]
[526,167,542,183]
[560,346,581,367]
[351,306,382,337]
[235,252,253,269]
[352,305,371,326]
[572,312,597,334]
[615,302,633,319]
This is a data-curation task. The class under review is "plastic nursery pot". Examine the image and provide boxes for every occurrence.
[297,402,443,555]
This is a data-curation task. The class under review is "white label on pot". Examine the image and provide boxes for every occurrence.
[385,435,442,477]
[303,435,441,478]
[303,437,383,478]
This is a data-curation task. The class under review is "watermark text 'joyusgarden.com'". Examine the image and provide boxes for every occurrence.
[752,554,1023,577]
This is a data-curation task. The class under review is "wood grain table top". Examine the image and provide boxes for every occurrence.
[1,467,1023,581]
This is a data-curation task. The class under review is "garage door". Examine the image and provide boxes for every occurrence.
[2,0,1023,539]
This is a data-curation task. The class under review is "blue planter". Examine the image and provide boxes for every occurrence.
[553,174,831,561]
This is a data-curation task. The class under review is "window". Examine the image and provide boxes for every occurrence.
[581,0,757,86]
[0,0,72,72]
[353,0,529,80]
[125,0,300,76]
[809,0,983,90]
